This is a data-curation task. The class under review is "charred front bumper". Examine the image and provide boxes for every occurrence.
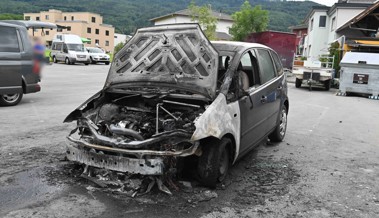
[66,134,199,175]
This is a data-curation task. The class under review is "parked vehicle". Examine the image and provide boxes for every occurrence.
[245,31,296,70]
[292,57,334,90]
[86,47,110,65]
[0,20,57,106]
[51,34,90,65]
[64,24,289,188]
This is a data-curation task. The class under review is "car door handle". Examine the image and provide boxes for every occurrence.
[261,96,267,103]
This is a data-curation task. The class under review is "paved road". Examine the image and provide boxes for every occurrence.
[0,64,378,218]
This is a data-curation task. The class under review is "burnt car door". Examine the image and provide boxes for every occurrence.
[255,49,282,134]
[238,50,269,154]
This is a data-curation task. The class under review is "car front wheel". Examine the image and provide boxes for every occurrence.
[269,104,288,142]
[0,93,23,106]
[53,56,57,63]
[65,57,71,65]
[197,138,231,188]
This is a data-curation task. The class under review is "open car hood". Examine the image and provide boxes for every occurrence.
[105,24,219,99]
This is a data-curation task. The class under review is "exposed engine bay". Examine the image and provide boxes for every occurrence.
[66,89,207,177]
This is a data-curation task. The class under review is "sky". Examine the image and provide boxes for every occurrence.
[308,0,338,6]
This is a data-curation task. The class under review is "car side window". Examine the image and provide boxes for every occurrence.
[56,43,62,51]
[0,26,20,52]
[256,49,276,84]
[271,51,284,76]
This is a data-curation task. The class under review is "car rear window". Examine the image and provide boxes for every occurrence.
[0,26,20,52]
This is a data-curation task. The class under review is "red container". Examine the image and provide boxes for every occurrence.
[245,31,296,69]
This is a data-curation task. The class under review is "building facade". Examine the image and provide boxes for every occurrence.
[301,1,374,60]
[289,24,308,55]
[150,9,234,40]
[24,9,115,52]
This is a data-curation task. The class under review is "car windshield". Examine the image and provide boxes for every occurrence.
[88,48,104,53]
[67,44,84,52]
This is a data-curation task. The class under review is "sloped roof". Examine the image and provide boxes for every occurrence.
[337,1,379,32]
[150,9,232,22]
[216,31,232,40]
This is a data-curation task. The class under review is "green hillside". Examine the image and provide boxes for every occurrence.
[0,0,318,34]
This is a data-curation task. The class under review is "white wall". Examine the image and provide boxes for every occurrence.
[154,15,233,34]
[305,11,330,60]
[114,33,130,46]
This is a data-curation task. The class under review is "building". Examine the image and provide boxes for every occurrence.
[288,24,308,55]
[301,0,375,59]
[114,33,132,46]
[24,9,115,52]
[149,9,233,40]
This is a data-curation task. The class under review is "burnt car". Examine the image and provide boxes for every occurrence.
[64,24,289,187]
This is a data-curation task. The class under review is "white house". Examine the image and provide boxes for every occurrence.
[114,33,132,46]
[302,0,375,59]
[149,9,234,40]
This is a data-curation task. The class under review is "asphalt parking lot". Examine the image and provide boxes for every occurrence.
[0,63,378,218]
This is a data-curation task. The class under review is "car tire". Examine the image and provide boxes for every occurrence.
[324,79,331,91]
[295,78,302,88]
[90,57,96,64]
[53,56,57,63]
[0,93,23,106]
[85,63,89,65]
[105,62,110,65]
[197,138,231,188]
[268,104,288,142]
[65,57,71,65]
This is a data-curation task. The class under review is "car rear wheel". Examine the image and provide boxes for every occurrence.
[105,62,110,65]
[269,104,288,142]
[65,57,71,65]
[295,78,302,88]
[53,56,57,63]
[197,138,231,188]
[0,93,23,106]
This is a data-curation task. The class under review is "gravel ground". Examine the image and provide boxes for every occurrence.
[0,64,378,218]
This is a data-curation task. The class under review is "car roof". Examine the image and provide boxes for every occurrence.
[211,41,270,52]
[0,21,25,29]
[0,20,59,29]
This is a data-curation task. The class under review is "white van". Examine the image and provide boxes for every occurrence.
[51,34,90,65]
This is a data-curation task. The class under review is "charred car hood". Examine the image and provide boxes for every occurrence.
[106,24,219,99]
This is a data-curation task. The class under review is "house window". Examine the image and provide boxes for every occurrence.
[308,45,312,56]
[95,29,99,34]
[57,28,62,32]
[114,35,118,38]
[25,16,30,20]
[45,15,49,20]
[66,26,71,31]
[87,27,91,33]
[331,17,336,31]
[36,17,40,21]
[64,16,67,21]
[71,16,74,21]
[310,18,314,31]
[45,30,49,35]
[95,39,99,45]
[91,17,96,23]
[105,30,109,36]
[105,40,109,46]
[319,16,326,28]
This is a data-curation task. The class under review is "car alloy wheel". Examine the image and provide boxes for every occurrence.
[2,94,20,103]
[279,108,287,137]
[65,58,70,65]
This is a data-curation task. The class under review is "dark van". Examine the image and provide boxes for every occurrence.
[0,21,57,106]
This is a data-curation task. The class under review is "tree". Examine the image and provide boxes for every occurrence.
[188,1,217,40]
[230,1,269,41]
[0,13,23,20]
[114,42,125,55]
